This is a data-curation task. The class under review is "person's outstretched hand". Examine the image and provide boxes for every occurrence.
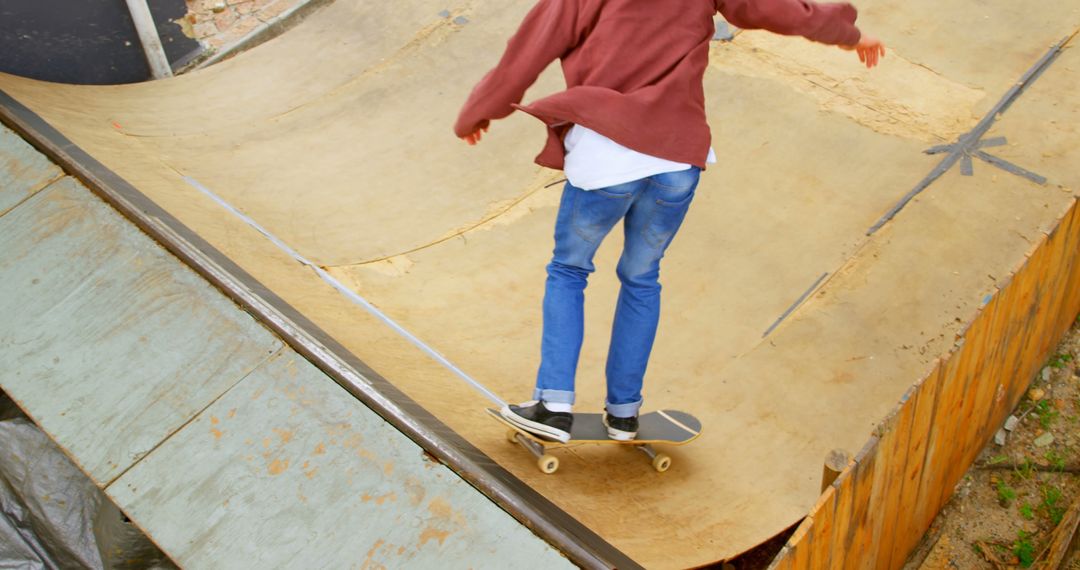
[461,125,489,145]
[840,35,886,69]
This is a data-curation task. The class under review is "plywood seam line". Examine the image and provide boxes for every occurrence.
[330,173,564,267]
[178,173,507,407]
[762,272,829,338]
[0,170,66,217]
[102,346,286,489]
[867,31,1078,235]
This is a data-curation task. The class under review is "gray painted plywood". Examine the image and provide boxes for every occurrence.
[0,122,61,216]
[108,349,572,569]
[0,178,283,485]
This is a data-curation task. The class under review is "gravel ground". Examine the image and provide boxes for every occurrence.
[910,317,1080,569]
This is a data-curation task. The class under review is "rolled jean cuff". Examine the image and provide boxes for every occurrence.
[605,399,643,418]
[533,388,575,405]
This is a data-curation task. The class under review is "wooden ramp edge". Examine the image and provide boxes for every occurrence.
[767,196,1080,569]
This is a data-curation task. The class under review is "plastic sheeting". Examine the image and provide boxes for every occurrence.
[0,391,176,569]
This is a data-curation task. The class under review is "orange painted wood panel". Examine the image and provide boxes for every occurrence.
[787,519,814,569]
[892,366,943,566]
[842,438,879,570]
[828,464,857,567]
[859,424,896,570]
[768,545,794,570]
[928,353,967,516]
[874,388,918,569]
[808,485,838,569]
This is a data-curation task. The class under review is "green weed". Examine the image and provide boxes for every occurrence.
[1016,459,1036,480]
[1013,530,1036,568]
[997,480,1017,506]
[1048,352,1074,369]
[1045,450,1066,471]
[1036,400,1059,429]
[1041,485,1066,525]
[1019,502,1035,520]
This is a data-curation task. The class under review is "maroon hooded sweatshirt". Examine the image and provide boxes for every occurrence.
[454,0,861,170]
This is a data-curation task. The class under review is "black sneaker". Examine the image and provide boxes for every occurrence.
[603,412,638,441]
[501,401,573,443]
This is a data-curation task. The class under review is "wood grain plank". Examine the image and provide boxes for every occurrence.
[963,289,1008,468]
[828,462,857,567]
[808,484,838,569]
[1001,249,1043,410]
[929,353,967,520]
[1050,201,1080,330]
[0,179,283,485]
[1061,201,1080,319]
[888,368,940,568]
[108,350,572,569]
[856,427,892,570]
[843,437,879,570]
[790,520,813,569]
[878,386,918,570]
[937,329,982,500]
[906,363,945,559]
[767,546,793,570]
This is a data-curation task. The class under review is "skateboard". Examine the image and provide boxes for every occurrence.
[487,408,701,474]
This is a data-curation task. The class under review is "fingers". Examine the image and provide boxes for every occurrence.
[870,43,885,67]
[856,42,885,68]
[461,127,487,145]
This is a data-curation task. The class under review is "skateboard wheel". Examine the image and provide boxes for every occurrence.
[538,454,559,474]
[652,453,672,473]
[505,429,519,443]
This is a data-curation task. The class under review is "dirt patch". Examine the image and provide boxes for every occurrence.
[909,318,1080,569]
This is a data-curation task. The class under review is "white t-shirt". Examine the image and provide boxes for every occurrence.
[562,125,717,190]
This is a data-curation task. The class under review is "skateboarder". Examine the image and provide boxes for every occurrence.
[455,0,884,443]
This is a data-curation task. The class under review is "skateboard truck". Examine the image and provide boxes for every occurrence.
[504,428,670,474]
[636,444,672,472]
[506,429,561,474]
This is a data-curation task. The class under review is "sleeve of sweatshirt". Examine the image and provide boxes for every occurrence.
[454,0,580,138]
[715,0,861,46]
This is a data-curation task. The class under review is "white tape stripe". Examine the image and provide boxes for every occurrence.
[182,176,505,406]
[657,410,699,437]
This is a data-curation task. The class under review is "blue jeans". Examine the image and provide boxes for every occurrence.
[533,167,700,417]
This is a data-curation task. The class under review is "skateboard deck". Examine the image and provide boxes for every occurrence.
[487,408,701,474]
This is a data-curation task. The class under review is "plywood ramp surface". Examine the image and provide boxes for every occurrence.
[1,0,1077,565]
